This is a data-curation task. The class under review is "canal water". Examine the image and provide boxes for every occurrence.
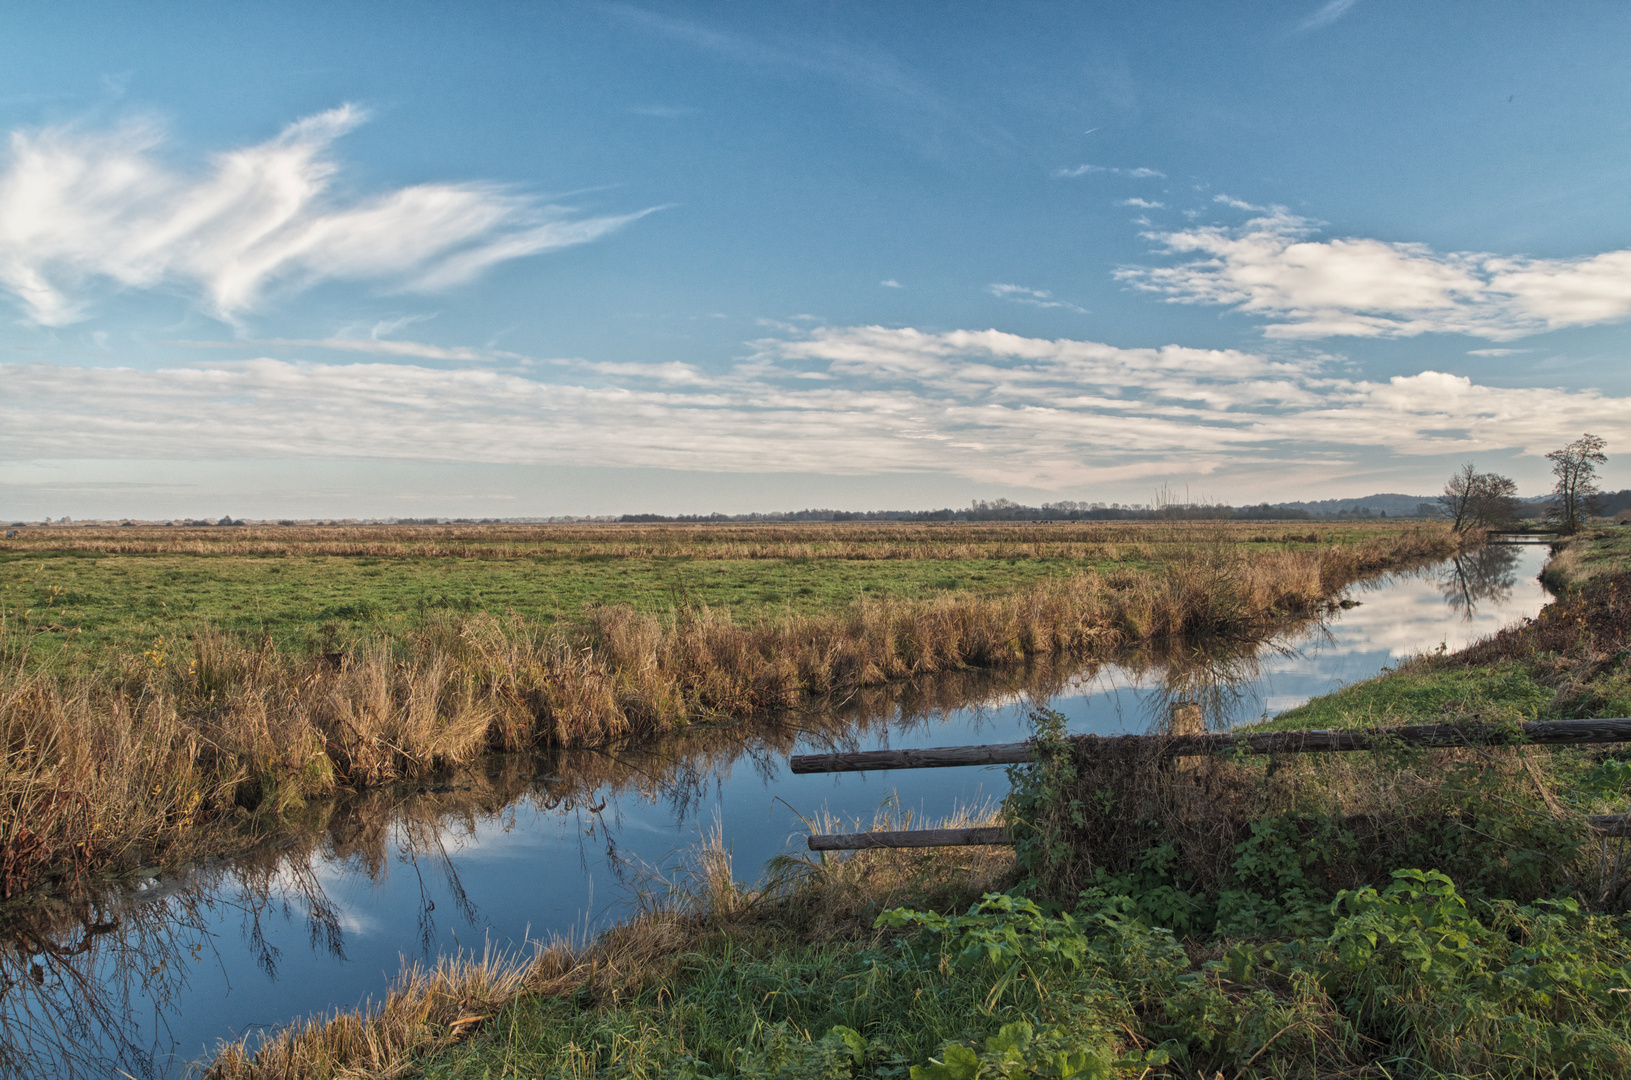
[0,545,1552,1078]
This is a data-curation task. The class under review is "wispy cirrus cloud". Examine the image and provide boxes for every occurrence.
[603,4,1011,152]
[1297,0,1360,33]
[987,283,1086,313]
[7,325,1625,490]
[1117,207,1631,340]
[1054,163,1165,180]
[0,105,651,326]
[628,104,698,117]
[167,337,509,362]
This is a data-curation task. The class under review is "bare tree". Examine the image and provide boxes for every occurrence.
[1439,463,1519,533]
[1547,432,1608,533]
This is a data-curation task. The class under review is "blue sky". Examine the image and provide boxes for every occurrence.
[2,1,1629,518]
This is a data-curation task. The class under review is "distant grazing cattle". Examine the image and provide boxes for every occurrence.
[3,530,16,539]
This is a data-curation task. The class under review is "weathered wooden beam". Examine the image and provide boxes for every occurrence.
[808,812,1631,851]
[807,827,1010,851]
[1170,717,1631,756]
[790,742,1034,774]
[789,718,1631,774]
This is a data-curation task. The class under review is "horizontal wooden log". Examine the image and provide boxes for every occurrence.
[789,718,1631,774]
[807,827,1009,851]
[1169,717,1631,756]
[790,742,1034,774]
[808,814,1631,851]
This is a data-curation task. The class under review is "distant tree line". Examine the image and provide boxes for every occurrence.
[1595,489,1631,516]
[618,500,1338,524]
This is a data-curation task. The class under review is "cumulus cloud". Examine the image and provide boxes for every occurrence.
[7,325,1626,490]
[1119,198,1164,209]
[0,105,649,325]
[1118,208,1631,340]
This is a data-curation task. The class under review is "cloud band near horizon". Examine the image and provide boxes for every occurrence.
[5,325,1626,491]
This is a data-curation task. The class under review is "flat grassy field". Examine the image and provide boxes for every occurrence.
[0,520,1406,662]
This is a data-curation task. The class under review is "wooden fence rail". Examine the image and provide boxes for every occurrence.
[789,717,1631,775]
[808,814,1631,851]
[807,827,1009,851]
[798,716,1631,850]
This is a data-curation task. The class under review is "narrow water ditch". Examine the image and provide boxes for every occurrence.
[0,545,1552,1078]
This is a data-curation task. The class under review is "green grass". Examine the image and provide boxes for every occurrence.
[410,871,1631,1080]
[416,909,1175,1080]
[1259,661,1560,731]
[0,551,1130,664]
[1560,527,1631,586]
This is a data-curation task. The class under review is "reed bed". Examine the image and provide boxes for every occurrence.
[0,524,1460,898]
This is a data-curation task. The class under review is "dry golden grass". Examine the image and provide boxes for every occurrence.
[0,523,1462,897]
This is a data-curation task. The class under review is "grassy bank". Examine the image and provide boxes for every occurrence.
[201,529,1631,1079]
[0,522,1460,899]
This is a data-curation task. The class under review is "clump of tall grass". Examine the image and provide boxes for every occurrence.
[1008,716,1599,918]
[0,525,1461,896]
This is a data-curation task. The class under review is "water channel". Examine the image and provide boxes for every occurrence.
[0,545,1554,1078]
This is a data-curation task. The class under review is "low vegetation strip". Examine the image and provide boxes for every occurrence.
[0,523,1459,899]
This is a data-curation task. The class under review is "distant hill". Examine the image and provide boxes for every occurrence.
[1274,489,1628,520]
[1272,493,1440,517]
